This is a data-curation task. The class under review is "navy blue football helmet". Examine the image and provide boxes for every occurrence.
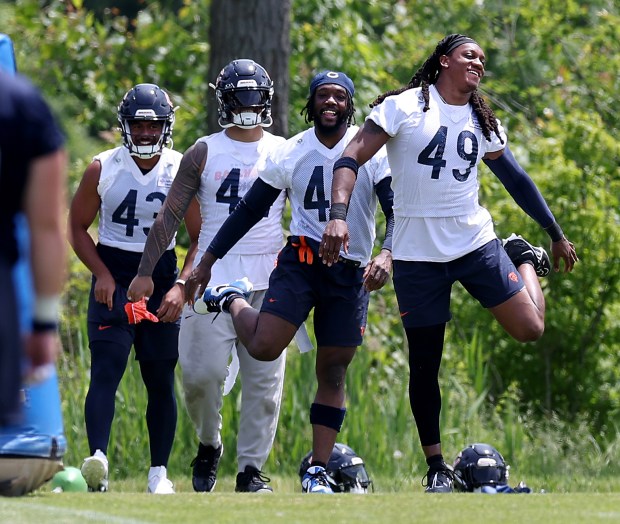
[213,59,273,129]
[299,443,372,493]
[117,83,175,158]
[453,443,509,492]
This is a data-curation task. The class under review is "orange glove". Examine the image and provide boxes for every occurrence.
[124,298,159,324]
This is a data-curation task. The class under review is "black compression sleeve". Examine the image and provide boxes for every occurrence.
[483,145,555,229]
[207,178,283,259]
[375,176,394,252]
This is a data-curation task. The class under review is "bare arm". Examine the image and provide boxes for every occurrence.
[24,148,68,371]
[321,120,390,266]
[68,159,118,309]
[331,120,390,206]
[27,149,68,298]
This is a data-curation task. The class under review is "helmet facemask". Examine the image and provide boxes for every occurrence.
[330,462,372,493]
[214,59,274,129]
[117,84,176,159]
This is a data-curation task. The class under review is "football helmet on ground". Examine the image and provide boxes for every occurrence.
[299,443,372,493]
[452,443,509,492]
[213,59,273,129]
[117,83,175,159]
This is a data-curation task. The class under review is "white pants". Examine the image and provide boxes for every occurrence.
[178,290,286,472]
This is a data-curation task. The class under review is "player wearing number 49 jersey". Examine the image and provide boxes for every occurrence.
[69,83,202,494]
[322,33,579,493]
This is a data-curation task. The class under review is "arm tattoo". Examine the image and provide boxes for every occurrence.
[138,141,207,276]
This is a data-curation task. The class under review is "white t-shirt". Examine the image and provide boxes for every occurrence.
[195,130,286,289]
[258,126,391,266]
[97,146,182,253]
[367,85,506,262]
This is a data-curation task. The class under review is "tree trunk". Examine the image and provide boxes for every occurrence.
[207,0,291,138]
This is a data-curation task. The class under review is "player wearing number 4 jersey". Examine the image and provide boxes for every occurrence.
[69,84,201,494]
[178,70,394,494]
[322,34,579,493]
[128,59,289,493]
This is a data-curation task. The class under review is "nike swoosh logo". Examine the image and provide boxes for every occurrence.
[400,311,409,318]
[98,325,112,331]
[268,298,277,303]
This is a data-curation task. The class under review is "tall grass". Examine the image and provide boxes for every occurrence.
[56,304,620,491]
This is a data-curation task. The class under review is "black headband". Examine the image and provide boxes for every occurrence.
[443,35,479,55]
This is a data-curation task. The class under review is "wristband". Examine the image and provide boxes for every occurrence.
[175,279,186,286]
[329,203,348,221]
[32,320,58,333]
[333,156,359,178]
[544,221,564,242]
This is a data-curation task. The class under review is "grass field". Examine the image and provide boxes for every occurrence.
[2,475,620,524]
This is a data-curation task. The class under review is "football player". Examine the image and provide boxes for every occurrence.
[69,84,201,494]
[322,33,578,492]
[127,59,289,493]
[178,70,394,494]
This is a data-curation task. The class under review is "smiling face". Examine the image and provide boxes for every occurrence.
[440,42,486,93]
[128,120,164,147]
[312,83,351,135]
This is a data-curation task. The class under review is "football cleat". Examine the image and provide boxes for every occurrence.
[235,465,273,493]
[193,277,253,314]
[423,462,455,493]
[301,465,334,494]
[147,466,175,494]
[81,449,109,492]
[502,233,551,277]
[190,443,223,492]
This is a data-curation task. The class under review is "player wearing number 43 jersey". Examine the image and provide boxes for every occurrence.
[322,33,579,493]
[128,59,291,493]
[69,83,202,494]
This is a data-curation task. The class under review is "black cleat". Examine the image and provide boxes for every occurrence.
[190,443,222,492]
[503,233,551,277]
[235,466,273,493]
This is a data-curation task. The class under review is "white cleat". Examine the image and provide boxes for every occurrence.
[81,449,109,492]
[148,466,175,494]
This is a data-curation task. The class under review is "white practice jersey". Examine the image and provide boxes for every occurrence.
[195,130,287,288]
[97,146,182,253]
[368,84,507,262]
[258,126,390,266]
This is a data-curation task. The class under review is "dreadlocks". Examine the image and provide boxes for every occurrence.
[300,93,356,126]
[370,34,503,144]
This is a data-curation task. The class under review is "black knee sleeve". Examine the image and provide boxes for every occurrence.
[309,402,346,432]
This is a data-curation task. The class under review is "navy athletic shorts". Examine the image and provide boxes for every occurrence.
[86,245,179,361]
[0,260,22,426]
[261,236,369,347]
[393,238,524,328]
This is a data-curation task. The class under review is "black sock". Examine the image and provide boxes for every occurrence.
[222,293,243,312]
[310,461,327,470]
[426,454,445,469]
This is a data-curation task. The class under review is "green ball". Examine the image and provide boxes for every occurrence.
[51,466,88,492]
